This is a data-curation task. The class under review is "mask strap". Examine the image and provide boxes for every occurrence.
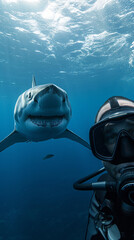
[109,97,120,108]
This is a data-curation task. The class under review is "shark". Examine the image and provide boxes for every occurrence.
[0,77,90,152]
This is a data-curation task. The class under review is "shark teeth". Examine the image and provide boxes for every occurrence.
[29,116,64,128]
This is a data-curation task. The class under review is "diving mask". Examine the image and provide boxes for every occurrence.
[90,112,134,164]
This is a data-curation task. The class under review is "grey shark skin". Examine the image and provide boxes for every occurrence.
[0,77,90,152]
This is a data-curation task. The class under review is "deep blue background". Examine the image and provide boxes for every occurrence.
[0,0,134,239]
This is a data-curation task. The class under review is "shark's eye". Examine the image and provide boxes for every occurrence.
[28,92,32,100]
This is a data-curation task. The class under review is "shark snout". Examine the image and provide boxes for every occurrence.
[34,84,66,110]
[45,84,61,95]
[35,84,62,97]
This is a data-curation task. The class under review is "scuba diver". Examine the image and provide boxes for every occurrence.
[73,96,134,240]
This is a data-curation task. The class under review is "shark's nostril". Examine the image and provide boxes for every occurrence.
[34,98,38,103]
[63,96,65,103]
[46,86,50,92]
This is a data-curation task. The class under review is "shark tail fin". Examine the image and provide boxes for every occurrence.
[32,75,36,88]
[55,129,91,150]
[0,130,27,152]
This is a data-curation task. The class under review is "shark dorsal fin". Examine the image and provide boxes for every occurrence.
[32,75,36,88]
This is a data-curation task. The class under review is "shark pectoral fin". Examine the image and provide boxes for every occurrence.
[0,130,27,152]
[56,129,91,150]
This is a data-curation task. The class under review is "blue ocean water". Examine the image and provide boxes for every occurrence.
[0,0,134,239]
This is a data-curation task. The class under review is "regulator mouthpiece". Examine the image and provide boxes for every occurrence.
[117,169,134,206]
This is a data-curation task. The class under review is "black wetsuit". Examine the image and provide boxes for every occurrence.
[85,173,134,240]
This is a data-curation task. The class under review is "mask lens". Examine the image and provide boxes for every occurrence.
[93,123,117,159]
[92,114,134,161]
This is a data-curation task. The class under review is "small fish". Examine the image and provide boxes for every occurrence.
[43,154,54,160]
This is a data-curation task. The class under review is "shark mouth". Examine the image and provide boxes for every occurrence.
[29,115,65,128]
